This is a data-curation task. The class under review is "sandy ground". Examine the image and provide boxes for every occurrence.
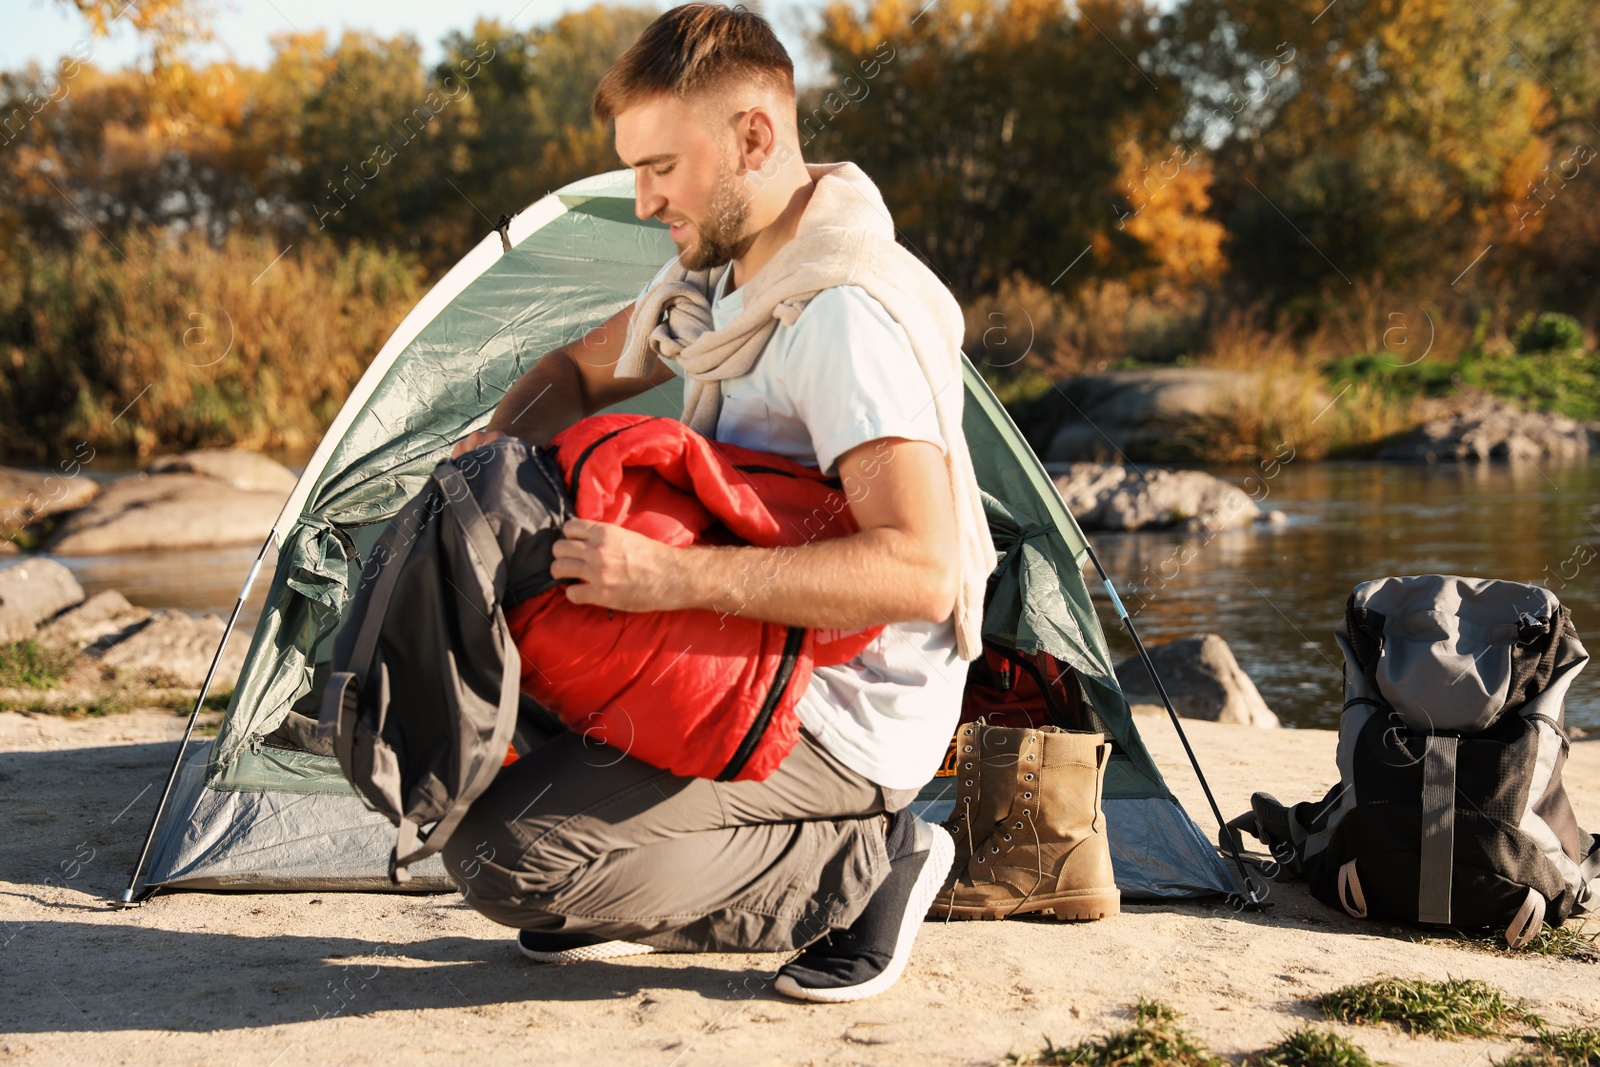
[1,706,1596,1067]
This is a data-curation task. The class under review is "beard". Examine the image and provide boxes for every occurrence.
[675,159,752,272]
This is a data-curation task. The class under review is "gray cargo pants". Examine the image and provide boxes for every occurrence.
[440,718,918,953]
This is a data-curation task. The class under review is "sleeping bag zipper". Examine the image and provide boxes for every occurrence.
[716,625,805,781]
[734,463,844,491]
[565,418,664,497]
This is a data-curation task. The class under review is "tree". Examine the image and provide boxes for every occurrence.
[59,0,213,67]
[805,0,1222,300]
[284,31,468,260]
[437,5,659,235]
[1163,0,1600,313]
[0,58,285,246]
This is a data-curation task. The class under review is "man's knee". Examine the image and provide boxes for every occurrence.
[441,798,588,907]
[440,805,519,903]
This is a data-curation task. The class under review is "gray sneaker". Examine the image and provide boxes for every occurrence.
[773,810,954,1003]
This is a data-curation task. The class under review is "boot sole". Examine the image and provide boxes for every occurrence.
[929,887,1120,922]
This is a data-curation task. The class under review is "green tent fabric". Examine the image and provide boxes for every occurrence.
[136,168,1234,900]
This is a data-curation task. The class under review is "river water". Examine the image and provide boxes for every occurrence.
[27,459,1600,731]
[1092,459,1600,731]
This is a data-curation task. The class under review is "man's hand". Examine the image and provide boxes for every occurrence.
[512,435,956,629]
[550,518,688,612]
[451,428,506,459]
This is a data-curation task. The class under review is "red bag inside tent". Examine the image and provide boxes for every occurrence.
[504,413,882,781]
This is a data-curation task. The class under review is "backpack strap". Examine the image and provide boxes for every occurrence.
[1418,734,1459,925]
[1577,834,1600,915]
[1338,859,1368,918]
[390,637,521,884]
[388,462,523,884]
[318,498,424,774]
[1505,887,1546,949]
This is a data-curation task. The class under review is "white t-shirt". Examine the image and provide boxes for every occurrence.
[630,261,969,789]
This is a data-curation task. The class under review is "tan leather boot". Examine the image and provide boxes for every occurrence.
[930,724,1120,921]
[938,719,1025,895]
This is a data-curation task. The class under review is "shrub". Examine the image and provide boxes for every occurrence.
[1514,312,1585,355]
[0,640,76,690]
[0,230,424,461]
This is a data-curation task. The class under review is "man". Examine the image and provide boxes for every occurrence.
[442,2,994,1003]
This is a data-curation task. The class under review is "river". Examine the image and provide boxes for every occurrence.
[29,458,1600,731]
[1092,458,1600,730]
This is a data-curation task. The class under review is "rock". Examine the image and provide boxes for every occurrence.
[1049,463,1131,520]
[45,472,286,555]
[0,465,100,532]
[36,590,152,649]
[0,559,86,642]
[1050,464,1261,532]
[1043,369,1327,463]
[146,449,297,493]
[1115,633,1281,727]
[1376,398,1599,463]
[92,609,247,688]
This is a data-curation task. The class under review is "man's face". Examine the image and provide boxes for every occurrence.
[616,94,752,271]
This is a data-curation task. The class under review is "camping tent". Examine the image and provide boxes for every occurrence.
[127,168,1236,902]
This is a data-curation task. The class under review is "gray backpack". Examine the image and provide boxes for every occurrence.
[1232,575,1600,945]
[317,438,572,882]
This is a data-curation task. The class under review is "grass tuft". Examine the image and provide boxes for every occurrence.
[1423,923,1600,963]
[1320,976,1536,1039]
[1248,1028,1379,1067]
[1538,1025,1600,1064]
[1011,999,1223,1066]
[0,639,77,690]
[1497,1025,1600,1067]
[1490,924,1598,963]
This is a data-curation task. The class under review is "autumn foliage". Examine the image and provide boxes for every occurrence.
[2,0,1599,459]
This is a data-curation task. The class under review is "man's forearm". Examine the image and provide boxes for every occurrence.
[486,349,586,447]
[675,530,953,630]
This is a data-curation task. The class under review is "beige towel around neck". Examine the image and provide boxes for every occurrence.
[614,160,996,661]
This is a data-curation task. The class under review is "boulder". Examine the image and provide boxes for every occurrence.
[45,472,286,555]
[145,449,297,493]
[0,559,86,642]
[1044,369,1308,462]
[36,590,152,649]
[92,609,247,688]
[1376,398,1599,463]
[1114,633,1280,727]
[1050,463,1261,532]
[1,465,100,533]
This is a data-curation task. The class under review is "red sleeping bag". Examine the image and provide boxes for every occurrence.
[504,413,882,781]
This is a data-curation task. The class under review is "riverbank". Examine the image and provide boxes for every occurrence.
[2,710,1594,1066]
[994,367,1600,466]
[3,456,1597,732]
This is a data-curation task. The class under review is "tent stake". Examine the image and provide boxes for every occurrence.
[114,534,274,908]
[1080,540,1265,909]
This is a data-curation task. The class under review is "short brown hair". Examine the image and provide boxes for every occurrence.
[592,3,795,124]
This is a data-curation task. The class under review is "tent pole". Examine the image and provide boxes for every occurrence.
[114,533,275,908]
[1080,540,1264,908]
